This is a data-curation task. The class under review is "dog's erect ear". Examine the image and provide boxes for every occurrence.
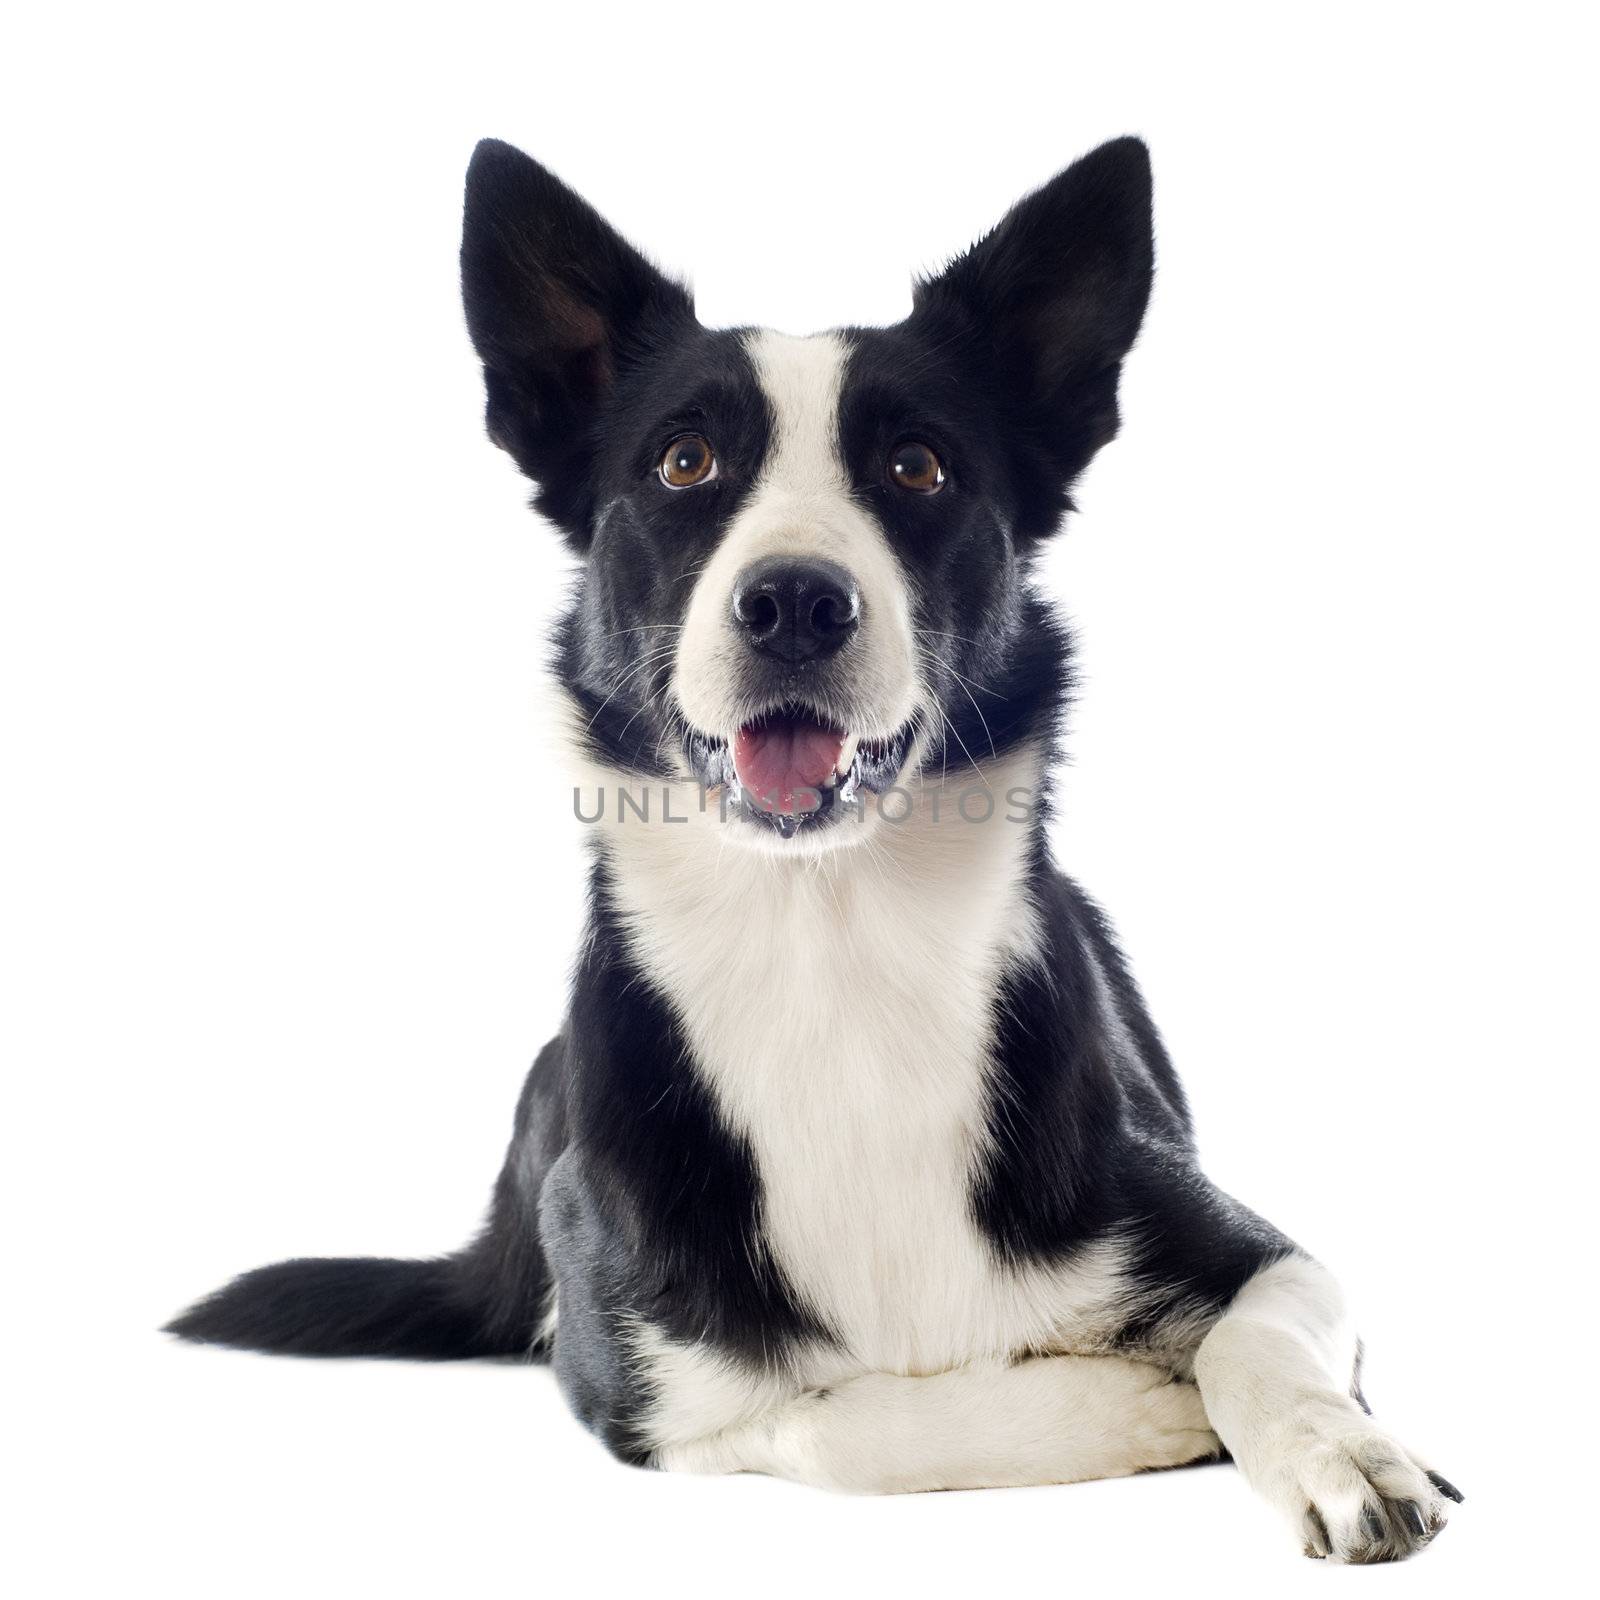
[461,140,695,544]
[914,137,1154,536]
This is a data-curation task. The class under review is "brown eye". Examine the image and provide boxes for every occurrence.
[888,441,946,494]
[659,434,717,488]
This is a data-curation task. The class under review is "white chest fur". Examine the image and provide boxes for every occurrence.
[598,754,1137,1376]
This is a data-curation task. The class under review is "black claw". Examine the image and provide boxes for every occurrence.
[1427,1470,1465,1504]
[1362,1504,1387,1545]
[1399,1501,1430,1540]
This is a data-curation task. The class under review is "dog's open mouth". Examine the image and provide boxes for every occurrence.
[685,704,914,836]
[733,712,847,814]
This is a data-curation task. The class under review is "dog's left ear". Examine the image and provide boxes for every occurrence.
[914,137,1153,534]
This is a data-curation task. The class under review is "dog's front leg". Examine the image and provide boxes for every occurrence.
[658,1353,1218,1493]
[1194,1253,1461,1561]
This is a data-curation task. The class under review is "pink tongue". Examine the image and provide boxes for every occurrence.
[733,714,846,815]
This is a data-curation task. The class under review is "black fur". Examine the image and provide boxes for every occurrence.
[169,136,1305,1464]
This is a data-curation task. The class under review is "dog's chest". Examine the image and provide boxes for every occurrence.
[604,805,1128,1373]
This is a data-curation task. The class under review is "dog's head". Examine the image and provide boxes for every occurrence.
[462,138,1152,847]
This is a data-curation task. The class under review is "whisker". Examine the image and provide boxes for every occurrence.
[583,644,679,731]
[928,659,998,762]
[915,631,1004,696]
[597,624,684,641]
[916,646,993,789]
[917,639,1000,762]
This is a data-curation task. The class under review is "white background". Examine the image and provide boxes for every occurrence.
[4,3,1596,1594]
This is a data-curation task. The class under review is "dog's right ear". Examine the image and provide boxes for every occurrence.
[461,140,695,545]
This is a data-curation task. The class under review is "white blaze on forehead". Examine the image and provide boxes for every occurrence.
[750,328,853,496]
[669,330,920,740]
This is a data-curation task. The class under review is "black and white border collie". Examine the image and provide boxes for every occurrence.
[170,136,1461,1562]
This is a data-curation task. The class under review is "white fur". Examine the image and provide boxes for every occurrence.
[670,330,920,742]
[1194,1256,1451,1559]
[627,1321,823,1451]
[647,1329,1218,1493]
[533,1287,559,1351]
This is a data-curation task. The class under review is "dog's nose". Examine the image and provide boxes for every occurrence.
[731,557,860,664]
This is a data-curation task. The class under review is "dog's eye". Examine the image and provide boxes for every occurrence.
[888,441,946,494]
[659,435,718,489]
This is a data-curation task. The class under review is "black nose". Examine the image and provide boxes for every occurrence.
[731,557,860,664]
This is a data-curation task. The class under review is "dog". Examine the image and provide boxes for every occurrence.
[169,136,1461,1562]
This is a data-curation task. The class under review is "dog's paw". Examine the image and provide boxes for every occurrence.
[1261,1395,1460,1562]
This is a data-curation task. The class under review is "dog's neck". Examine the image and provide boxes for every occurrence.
[577,736,1047,987]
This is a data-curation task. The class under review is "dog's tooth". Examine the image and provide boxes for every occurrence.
[836,732,860,779]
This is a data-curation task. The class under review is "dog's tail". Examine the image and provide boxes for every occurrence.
[163,1247,544,1361]
[166,1040,561,1361]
